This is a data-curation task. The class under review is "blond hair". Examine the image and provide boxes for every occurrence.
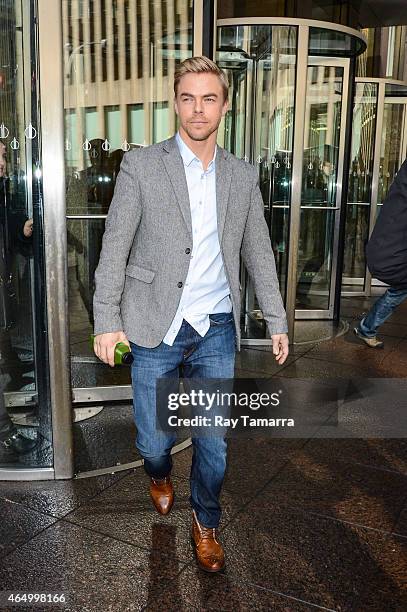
[174,56,229,101]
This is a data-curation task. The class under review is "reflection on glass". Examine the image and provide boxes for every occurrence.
[67,219,131,389]
[378,103,405,206]
[0,2,51,468]
[343,82,377,287]
[217,25,296,339]
[63,0,194,389]
[297,65,343,311]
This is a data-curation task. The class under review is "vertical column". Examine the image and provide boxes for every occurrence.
[193,0,203,57]
[285,26,309,343]
[83,0,91,86]
[71,0,86,171]
[129,0,139,134]
[167,0,176,136]
[141,0,151,143]
[153,0,163,140]
[94,0,104,138]
[117,0,127,142]
[366,80,385,296]
[38,0,73,479]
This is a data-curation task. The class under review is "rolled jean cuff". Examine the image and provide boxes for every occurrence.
[142,454,172,480]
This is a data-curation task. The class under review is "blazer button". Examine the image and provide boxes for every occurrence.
[177,281,183,288]
[185,248,191,255]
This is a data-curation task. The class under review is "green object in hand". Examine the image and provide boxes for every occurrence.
[90,334,134,365]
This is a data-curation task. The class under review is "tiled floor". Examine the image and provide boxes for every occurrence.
[1,296,407,610]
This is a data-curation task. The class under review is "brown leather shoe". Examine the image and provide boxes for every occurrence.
[191,510,225,573]
[149,476,174,515]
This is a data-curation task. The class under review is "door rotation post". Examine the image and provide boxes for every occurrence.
[202,0,215,59]
[333,57,356,320]
[285,26,309,343]
[38,0,73,479]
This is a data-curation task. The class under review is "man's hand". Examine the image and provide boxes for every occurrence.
[94,331,130,367]
[271,333,289,365]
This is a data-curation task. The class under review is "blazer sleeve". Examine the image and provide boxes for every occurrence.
[241,168,288,337]
[93,152,142,335]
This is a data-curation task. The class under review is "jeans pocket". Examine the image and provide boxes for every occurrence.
[209,313,234,326]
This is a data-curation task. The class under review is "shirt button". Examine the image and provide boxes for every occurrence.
[177,281,183,288]
[185,247,191,254]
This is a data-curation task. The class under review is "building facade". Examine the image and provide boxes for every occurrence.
[0,0,405,480]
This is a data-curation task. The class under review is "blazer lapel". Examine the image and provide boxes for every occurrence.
[216,146,233,244]
[162,137,192,237]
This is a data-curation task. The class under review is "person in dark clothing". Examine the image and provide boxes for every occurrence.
[354,158,407,348]
[0,140,37,457]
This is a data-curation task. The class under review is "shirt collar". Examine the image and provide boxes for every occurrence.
[175,131,217,169]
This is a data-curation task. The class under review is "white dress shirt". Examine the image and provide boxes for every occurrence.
[162,132,232,346]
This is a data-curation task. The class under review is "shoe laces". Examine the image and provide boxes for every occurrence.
[151,476,170,486]
[200,526,216,541]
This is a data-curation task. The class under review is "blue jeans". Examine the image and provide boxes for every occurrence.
[358,287,407,337]
[130,312,235,528]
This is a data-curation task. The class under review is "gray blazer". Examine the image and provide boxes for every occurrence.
[93,136,288,350]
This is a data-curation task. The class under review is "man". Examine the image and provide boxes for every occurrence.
[354,158,407,349]
[93,57,288,572]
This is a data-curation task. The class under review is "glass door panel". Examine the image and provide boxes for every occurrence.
[296,63,345,315]
[217,24,297,339]
[0,0,52,470]
[377,103,406,208]
[342,81,377,292]
[63,0,194,397]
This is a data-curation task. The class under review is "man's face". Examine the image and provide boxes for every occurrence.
[174,72,228,142]
[0,143,6,178]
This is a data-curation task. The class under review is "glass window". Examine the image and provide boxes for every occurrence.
[343,82,378,287]
[0,1,52,469]
[217,24,297,338]
[62,1,194,438]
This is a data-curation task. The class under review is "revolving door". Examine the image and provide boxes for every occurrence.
[216,19,365,342]
[343,78,407,295]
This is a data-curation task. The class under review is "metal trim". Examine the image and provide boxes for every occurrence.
[4,391,37,408]
[356,77,407,86]
[216,18,366,53]
[329,58,350,318]
[295,310,333,320]
[38,0,73,479]
[366,80,385,296]
[73,386,133,404]
[285,25,309,342]
[193,0,203,56]
[0,468,55,481]
[74,438,192,479]
[66,215,107,219]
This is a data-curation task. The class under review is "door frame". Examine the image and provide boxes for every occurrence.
[342,77,407,297]
[294,55,351,320]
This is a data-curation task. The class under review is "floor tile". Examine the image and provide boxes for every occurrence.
[145,564,328,611]
[0,471,129,519]
[63,472,252,563]
[305,331,401,367]
[220,503,407,610]
[223,437,306,495]
[0,497,57,557]
[253,452,407,532]
[0,520,184,611]
[299,438,407,477]
[235,349,298,376]
[274,357,380,379]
